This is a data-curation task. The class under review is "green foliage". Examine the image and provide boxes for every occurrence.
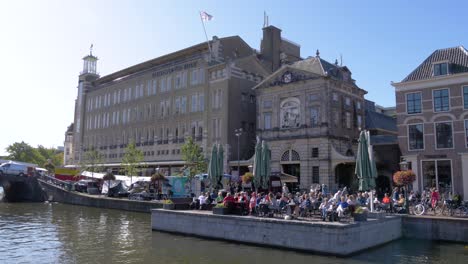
[121,141,144,184]
[6,141,63,167]
[180,137,207,180]
[79,147,103,178]
[162,199,173,204]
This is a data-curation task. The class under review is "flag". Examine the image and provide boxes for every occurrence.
[200,11,213,22]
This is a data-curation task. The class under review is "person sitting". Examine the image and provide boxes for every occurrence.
[215,191,224,204]
[319,198,330,220]
[249,192,257,215]
[223,193,236,206]
[189,197,200,210]
[336,196,349,217]
[198,193,207,209]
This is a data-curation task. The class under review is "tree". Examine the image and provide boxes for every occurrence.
[5,142,63,167]
[181,137,207,182]
[121,141,144,185]
[6,141,43,164]
[79,147,103,179]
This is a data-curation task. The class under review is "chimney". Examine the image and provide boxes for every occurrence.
[260,25,282,72]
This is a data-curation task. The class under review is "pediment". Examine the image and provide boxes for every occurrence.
[254,67,322,90]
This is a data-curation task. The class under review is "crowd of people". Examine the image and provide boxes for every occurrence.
[189,182,462,220]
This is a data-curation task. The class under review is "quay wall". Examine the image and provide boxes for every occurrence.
[402,215,468,243]
[151,210,402,256]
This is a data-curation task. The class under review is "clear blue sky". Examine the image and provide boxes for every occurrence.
[1,0,467,155]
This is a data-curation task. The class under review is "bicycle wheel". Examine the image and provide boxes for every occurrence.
[414,204,425,215]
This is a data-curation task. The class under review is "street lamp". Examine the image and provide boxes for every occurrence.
[234,128,243,181]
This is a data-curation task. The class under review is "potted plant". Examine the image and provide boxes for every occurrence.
[212,203,230,215]
[353,206,368,222]
[242,172,254,183]
[162,199,175,210]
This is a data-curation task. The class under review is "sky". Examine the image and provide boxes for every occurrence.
[0,0,467,156]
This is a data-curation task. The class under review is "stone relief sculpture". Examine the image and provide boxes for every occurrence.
[280,98,300,128]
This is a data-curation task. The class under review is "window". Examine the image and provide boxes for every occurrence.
[312,166,319,184]
[264,112,272,129]
[309,94,319,101]
[433,63,448,76]
[435,122,453,149]
[345,112,351,129]
[356,101,361,110]
[311,148,319,158]
[181,96,187,113]
[433,89,449,112]
[174,98,180,114]
[465,120,468,148]
[345,97,351,106]
[280,97,300,129]
[263,100,272,108]
[334,112,339,127]
[406,92,422,114]
[463,86,468,109]
[191,95,197,112]
[241,93,247,101]
[422,160,452,194]
[332,93,338,101]
[357,115,362,128]
[408,124,424,150]
[198,93,204,112]
[250,95,255,103]
[310,108,319,127]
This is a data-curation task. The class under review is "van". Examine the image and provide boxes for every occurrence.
[0,163,29,177]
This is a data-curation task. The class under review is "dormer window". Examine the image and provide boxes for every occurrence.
[433,62,449,76]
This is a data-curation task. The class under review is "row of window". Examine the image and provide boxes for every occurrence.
[86,93,208,131]
[406,86,468,114]
[407,120,468,150]
[106,149,183,159]
[85,121,204,147]
[86,68,205,112]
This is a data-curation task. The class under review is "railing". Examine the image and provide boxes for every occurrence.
[38,174,74,191]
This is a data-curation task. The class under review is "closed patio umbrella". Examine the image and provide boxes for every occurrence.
[253,139,262,191]
[260,140,271,189]
[355,130,377,191]
[208,144,218,190]
[216,144,224,189]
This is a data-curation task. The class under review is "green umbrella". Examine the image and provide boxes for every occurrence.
[217,144,224,189]
[355,130,377,191]
[260,140,271,189]
[208,144,218,190]
[253,139,262,190]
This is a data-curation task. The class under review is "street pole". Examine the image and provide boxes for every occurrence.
[234,128,243,185]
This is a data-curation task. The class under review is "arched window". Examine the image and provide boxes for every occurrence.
[280,97,301,128]
[281,149,301,162]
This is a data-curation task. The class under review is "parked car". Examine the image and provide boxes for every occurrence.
[74,180,100,193]
[0,163,29,177]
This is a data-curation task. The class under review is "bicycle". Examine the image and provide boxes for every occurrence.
[413,198,443,216]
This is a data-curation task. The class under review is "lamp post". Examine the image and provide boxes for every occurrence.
[234,128,243,181]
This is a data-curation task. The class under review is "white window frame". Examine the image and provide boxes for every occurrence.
[405,91,422,115]
[420,159,454,194]
[432,88,450,113]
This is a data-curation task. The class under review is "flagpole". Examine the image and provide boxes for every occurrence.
[199,11,213,59]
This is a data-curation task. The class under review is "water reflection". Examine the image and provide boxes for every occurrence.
[0,203,466,264]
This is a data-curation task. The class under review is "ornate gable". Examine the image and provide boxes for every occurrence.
[255,67,322,90]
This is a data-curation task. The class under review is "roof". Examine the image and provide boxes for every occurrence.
[253,56,355,89]
[94,36,242,86]
[365,111,397,133]
[402,46,468,82]
[369,135,398,145]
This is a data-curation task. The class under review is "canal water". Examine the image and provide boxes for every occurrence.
[0,201,466,264]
